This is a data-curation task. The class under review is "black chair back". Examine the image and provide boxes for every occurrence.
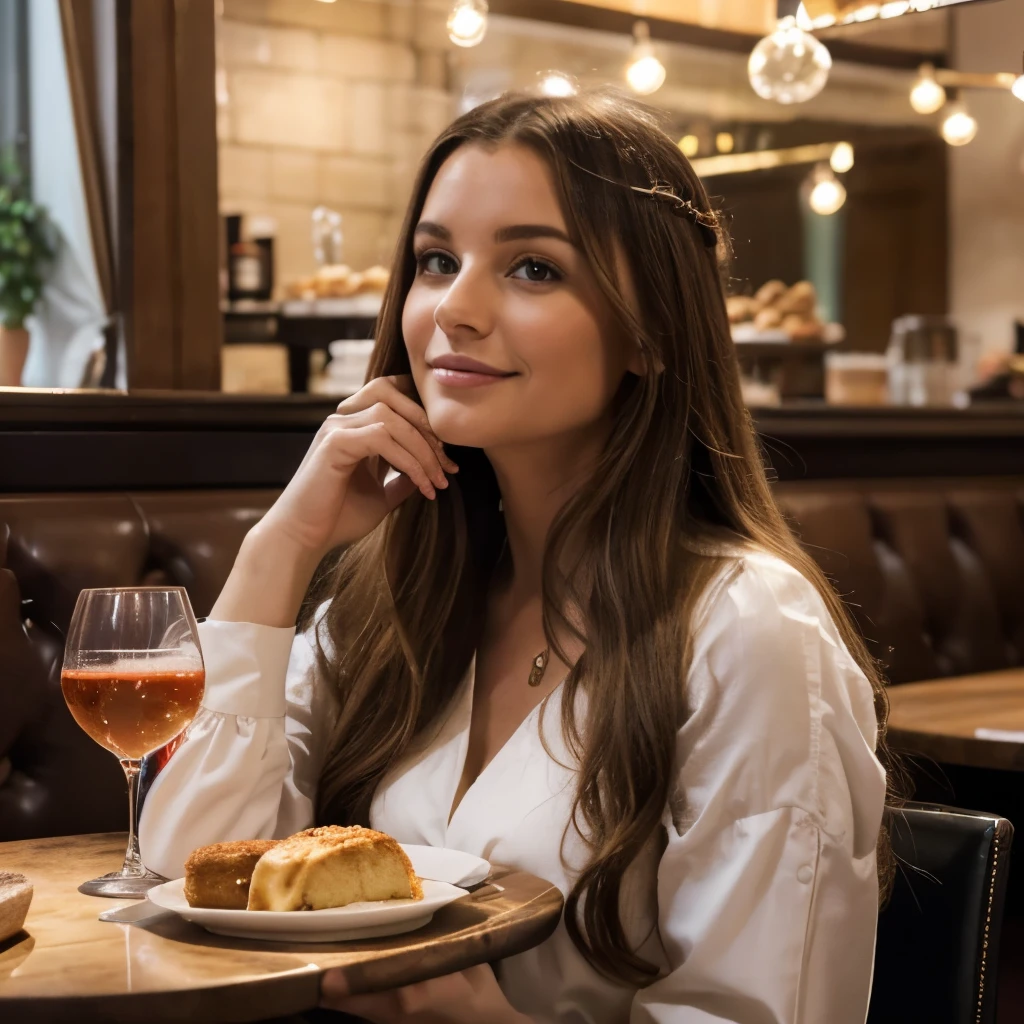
[868,802,1013,1024]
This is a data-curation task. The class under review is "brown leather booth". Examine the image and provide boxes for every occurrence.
[2,478,1023,842]
[0,492,276,841]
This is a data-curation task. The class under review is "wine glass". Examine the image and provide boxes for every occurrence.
[61,587,205,898]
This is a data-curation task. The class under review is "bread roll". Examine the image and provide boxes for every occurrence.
[754,306,783,331]
[360,265,390,292]
[247,825,423,912]
[754,279,787,307]
[0,872,32,942]
[777,281,817,316]
[184,839,280,910]
[726,294,755,324]
[783,314,824,341]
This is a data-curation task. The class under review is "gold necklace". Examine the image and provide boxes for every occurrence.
[528,647,549,687]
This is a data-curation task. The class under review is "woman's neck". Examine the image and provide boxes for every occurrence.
[486,420,608,600]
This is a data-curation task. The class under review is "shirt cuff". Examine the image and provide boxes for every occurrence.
[197,618,297,719]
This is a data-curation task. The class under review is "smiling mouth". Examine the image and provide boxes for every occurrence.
[428,355,517,389]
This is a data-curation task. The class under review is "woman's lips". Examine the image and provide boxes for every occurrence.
[428,354,517,388]
[431,366,513,388]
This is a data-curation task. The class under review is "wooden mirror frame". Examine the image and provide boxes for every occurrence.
[54,0,222,393]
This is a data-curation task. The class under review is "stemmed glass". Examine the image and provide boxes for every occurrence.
[61,587,205,897]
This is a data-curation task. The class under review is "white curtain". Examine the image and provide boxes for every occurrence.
[21,0,115,388]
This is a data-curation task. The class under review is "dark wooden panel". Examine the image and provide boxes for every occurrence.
[120,0,220,390]
[174,0,222,390]
[0,431,311,492]
[125,0,178,388]
[843,139,949,351]
[0,394,1022,491]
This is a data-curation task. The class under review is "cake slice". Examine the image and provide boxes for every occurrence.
[183,839,280,909]
[247,825,423,911]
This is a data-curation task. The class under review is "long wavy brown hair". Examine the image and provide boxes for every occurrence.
[310,90,900,987]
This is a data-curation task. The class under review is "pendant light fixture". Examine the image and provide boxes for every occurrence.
[807,164,847,216]
[447,0,488,49]
[829,141,855,174]
[748,15,832,105]
[940,102,978,147]
[625,21,666,96]
[909,64,947,115]
[538,71,577,98]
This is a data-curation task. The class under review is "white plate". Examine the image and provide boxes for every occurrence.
[147,876,467,942]
[400,845,490,888]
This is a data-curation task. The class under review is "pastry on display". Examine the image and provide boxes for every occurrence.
[247,825,423,912]
[285,264,390,301]
[728,278,828,342]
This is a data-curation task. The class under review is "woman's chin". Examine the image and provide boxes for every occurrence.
[426,410,502,451]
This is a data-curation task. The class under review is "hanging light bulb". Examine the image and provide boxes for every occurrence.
[1012,76,1024,102]
[747,16,832,105]
[447,0,488,48]
[941,102,978,146]
[625,21,666,96]
[537,71,577,98]
[830,141,855,174]
[909,64,947,115]
[807,164,847,216]
[678,134,699,158]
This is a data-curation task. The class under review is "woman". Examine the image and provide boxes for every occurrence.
[140,91,894,1023]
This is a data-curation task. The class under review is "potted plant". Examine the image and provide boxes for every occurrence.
[0,154,55,386]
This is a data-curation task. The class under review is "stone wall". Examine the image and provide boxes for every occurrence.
[217,0,456,294]
[949,0,1024,355]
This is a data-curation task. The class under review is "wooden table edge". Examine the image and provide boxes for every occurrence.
[887,725,1024,772]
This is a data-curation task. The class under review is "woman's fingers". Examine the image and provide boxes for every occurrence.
[337,376,459,475]
[324,422,438,500]
[345,402,450,489]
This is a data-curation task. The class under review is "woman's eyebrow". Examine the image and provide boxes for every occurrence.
[413,221,573,245]
[494,224,573,245]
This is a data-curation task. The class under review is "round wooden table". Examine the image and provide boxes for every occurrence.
[887,668,1024,771]
[0,833,563,1023]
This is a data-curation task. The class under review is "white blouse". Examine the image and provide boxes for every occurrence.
[139,549,886,1024]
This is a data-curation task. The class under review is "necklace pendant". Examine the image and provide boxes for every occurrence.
[528,648,549,687]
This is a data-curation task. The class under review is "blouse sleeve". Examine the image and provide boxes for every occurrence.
[630,553,887,1024]
[138,614,337,880]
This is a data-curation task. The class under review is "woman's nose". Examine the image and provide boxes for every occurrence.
[433,263,494,341]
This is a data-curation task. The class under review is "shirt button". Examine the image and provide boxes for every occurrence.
[796,865,814,884]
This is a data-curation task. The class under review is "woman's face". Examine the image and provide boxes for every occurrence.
[402,143,641,451]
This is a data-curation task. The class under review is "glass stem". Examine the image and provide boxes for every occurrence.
[119,758,146,877]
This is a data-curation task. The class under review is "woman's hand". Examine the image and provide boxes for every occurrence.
[260,374,459,558]
[210,375,458,627]
[319,963,531,1024]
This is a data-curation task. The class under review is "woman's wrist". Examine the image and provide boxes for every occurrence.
[210,525,322,627]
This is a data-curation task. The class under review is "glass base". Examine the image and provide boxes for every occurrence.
[79,870,167,899]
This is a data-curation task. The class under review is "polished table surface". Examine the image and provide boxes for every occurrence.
[887,668,1024,771]
[0,833,563,1023]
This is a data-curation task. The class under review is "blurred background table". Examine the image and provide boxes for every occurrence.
[0,832,563,1024]
[887,669,1024,771]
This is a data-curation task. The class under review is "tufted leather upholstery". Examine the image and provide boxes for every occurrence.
[776,479,1024,684]
[1,479,1023,841]
[0,492,277,841]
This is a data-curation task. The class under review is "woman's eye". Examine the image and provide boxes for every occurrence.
[418,252,458,276]
[510,259,561,283]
